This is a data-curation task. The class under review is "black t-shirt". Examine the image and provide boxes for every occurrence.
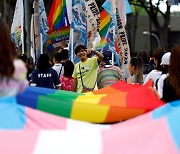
[162,78,179,102]
[30,68,60,89]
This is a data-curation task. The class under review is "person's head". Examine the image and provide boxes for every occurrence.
[63,60,74,77]
[53,52,62,64]
[137,50,150,64]
[37,54,50,71]
[18,54,28,66]
[0,20,17,79]
[61,49,69,61]
[161,52,171,74]
[152,48,165,70]
[168,45,180,97]
[129,57,144,84]
[75,45,87,62]
[102,51,112,65]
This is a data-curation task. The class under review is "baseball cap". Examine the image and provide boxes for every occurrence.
[161,52,171,65]
[102,51,112,63]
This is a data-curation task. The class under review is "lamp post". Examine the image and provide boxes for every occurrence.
[24,0,31,57]
[143,31,161,48]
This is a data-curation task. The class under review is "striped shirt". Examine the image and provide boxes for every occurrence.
[97,65,124,89]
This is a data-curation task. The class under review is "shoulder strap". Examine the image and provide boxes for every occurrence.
[79,64,84,87]
[58,65,63,78]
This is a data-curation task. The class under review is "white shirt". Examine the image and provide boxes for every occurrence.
[157,74,168,98]
[143,70,162,86]
[52,63,64,77]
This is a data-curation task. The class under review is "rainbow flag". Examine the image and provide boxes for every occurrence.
[0,95,180,153]
[46,25,70,48]
[48,0,69,30]
[96,10,110,51]
[17,81,164,123]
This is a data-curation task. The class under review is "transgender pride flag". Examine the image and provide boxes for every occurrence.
[0,96,180,153]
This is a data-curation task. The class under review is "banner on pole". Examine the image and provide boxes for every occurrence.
[11,0,24,48]
[84,0,100,47]
[71,0,87,48]
[39,0,49,45]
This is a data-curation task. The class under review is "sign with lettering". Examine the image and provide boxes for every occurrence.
[114,0,130,69]
[84,0,100,47]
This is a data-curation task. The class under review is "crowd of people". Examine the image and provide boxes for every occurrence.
[0,20,180,103]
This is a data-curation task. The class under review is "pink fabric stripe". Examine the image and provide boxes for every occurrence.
[24,107,67,130]
[0,131,38,154]
[102,117,178,154]
[111,112,152,129]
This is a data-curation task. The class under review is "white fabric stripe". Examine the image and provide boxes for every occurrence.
[33,130,102,154]
[67,119,110,130]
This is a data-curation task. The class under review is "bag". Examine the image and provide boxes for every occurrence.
[82,86,94,93]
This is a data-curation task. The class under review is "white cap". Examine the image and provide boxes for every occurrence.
[161,52,171,65]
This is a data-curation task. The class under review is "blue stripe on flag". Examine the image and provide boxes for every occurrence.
[102,0,132,15]
[0,96,26,129]
[152,100,180,150]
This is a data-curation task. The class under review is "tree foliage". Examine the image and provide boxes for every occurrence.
[131,0,171,50]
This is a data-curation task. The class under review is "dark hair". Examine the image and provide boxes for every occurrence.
[168,45,180,97]
[102,51,111,64]
[75,45,87,55]
[61,49,69,60]
[63,60,74,77]
[137,50,149,64]
[0,20,17,80]
[130,57,144,84]
[18,54,28,63]
[54,52,62,62]
[162,65,169,74]
[37,54,50,72]
[153,48,165,71]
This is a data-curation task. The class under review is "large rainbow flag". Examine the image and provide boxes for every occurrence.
[0,95,180,153]
[17,81,164,123]
[48,0,69,30]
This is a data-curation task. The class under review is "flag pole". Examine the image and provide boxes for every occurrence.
[70,28,74,62]
[24,0,31,57]
[40,33,43,54]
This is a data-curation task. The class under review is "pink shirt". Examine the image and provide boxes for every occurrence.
[60,76,74,91]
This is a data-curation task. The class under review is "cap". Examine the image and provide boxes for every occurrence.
[102,51,112,63]
[161,52,171,65]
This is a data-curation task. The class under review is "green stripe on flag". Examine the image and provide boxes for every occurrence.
[37,91,82,118]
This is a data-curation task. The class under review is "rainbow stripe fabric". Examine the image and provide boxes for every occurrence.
[0,96,180,153]
[96,9,110,51]
[46,25,70,46]
[48,0,69,30]
[17,81,164,123]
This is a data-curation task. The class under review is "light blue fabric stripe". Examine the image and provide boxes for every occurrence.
[102,0,132,15]
[152,100,180,150]
[0,96,26,130]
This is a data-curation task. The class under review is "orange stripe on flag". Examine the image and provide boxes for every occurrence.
[105,107,145,122]
[99,93,127,107]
